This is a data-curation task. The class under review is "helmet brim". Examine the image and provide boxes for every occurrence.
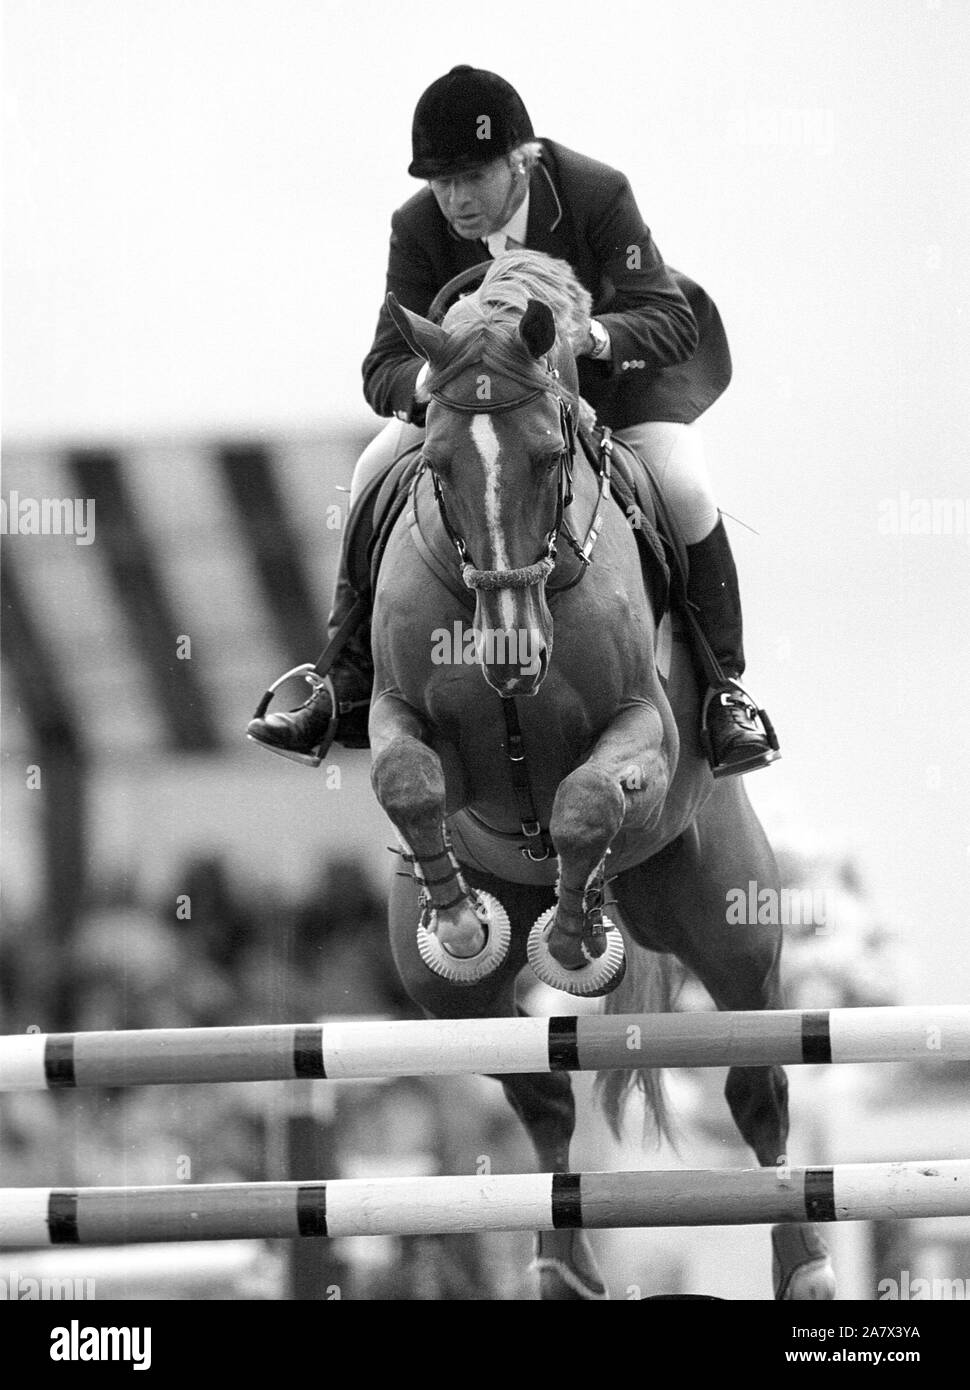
[409,152,502,180]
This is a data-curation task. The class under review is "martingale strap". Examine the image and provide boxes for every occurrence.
[501,698,554,862]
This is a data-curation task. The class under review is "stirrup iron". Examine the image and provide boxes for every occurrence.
[247,663,337,768]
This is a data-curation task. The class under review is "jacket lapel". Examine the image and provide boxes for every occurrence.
[525,162,571,260]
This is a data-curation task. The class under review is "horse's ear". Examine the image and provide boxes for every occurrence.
[386,293,449,365]
[519,299,556,359]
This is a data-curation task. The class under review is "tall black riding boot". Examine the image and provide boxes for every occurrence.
[684,516,780,778]
[246,550,374,767]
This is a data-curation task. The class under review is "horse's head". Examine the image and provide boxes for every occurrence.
[387,250,591,697]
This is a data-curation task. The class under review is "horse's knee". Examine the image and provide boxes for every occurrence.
[371,738,445,824]
[551,765,625,856]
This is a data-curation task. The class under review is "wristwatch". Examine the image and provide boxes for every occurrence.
[586,319,611,361]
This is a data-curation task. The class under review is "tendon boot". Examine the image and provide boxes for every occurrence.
[246,567,373,767]
[685,516,780,779]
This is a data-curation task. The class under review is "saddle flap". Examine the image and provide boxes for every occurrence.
[343,443,424,597]
[577,427,672,616]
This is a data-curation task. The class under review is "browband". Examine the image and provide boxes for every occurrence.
[429,386,545,413]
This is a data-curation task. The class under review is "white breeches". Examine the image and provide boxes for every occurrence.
[612,421,718,544]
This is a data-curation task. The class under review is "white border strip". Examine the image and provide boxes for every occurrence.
[829,1005,970,1063]
[0,1188,51,1245]
[0,1033,47,1091]
[322,1016,550,1078]
[325,1172,553,1237]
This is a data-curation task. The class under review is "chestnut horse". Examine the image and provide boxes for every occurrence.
[367,250,834,1301]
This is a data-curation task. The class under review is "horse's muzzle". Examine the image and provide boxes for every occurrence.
[469,571,554,698]
[483,641,549,697]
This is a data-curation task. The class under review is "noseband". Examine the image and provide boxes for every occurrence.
[427,369,608,594]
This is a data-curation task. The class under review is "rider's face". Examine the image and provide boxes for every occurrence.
[430,157,522,239]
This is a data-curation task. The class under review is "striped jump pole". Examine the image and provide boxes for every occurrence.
[2,1161,969,1247]
[1,1006,967,1091]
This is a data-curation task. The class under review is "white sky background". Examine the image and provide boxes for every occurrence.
[3,0,969,1001]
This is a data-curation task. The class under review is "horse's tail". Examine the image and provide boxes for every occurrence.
[593,928,680,1145]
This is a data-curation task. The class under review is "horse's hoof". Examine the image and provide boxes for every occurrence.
[532,1231,609,1300]
[416,891,511,984]
[526,908,626,997]
[772,1224,838,1300]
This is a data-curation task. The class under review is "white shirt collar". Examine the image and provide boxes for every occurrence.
[484,189,530,258]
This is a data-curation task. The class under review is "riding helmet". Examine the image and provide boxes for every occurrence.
[409,65,534,178]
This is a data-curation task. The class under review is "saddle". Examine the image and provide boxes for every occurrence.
[343,443,426,599]
[577,425,673,617]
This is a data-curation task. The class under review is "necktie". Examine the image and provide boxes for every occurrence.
[484,233,525,257]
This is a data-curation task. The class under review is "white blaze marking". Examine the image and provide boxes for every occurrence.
[470,414,516,630]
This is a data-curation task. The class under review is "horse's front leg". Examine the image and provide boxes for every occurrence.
[530,701,672,996]
[370,693,510,982]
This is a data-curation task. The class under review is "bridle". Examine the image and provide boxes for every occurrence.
[426,364,612,596]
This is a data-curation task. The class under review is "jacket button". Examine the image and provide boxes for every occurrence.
[621,360,629,370]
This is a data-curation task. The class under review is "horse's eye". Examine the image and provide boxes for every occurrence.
[533,452,562,471]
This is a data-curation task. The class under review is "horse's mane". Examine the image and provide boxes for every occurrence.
[431,249,592,398]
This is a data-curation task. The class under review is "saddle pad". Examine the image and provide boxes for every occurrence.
[343,443,424,599]
[598,430,691,614]
[575,426,671,617]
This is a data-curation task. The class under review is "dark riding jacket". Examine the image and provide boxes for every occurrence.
[361,139,732,431]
